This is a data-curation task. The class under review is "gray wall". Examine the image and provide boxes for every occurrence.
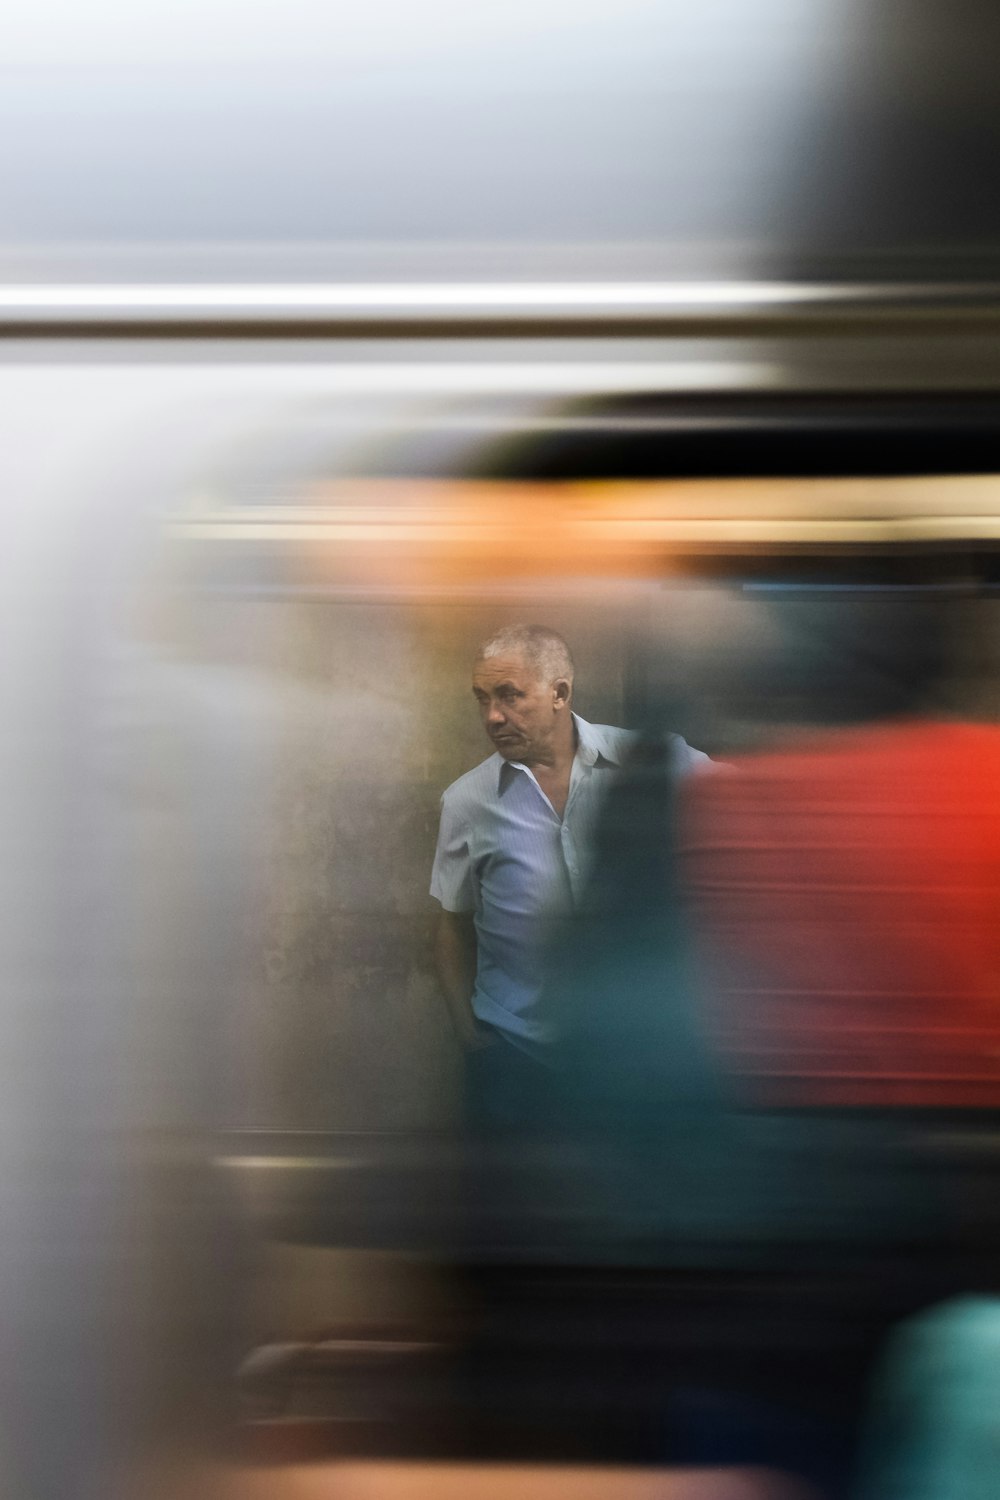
[166,596,631,1132]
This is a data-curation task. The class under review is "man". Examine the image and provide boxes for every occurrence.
[430,624,709,1128]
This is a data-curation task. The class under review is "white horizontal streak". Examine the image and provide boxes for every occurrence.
[0,280,991,317]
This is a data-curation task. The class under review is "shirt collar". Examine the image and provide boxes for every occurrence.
[574,712,625,768]
[496,713,622,790]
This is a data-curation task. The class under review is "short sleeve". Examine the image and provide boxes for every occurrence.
[671,735,718,777]
[429,792,477,912]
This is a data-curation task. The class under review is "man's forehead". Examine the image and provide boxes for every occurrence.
[472,652,536,687]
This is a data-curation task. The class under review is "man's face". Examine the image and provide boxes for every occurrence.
[472,652,568,765]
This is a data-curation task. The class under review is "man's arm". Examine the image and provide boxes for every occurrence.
[434,909,490,1049]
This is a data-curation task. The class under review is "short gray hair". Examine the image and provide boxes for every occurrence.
[476,624,574,686]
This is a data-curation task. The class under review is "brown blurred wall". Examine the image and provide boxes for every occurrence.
[167,596,631,1132]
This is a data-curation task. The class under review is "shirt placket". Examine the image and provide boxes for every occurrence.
[560,759,590,904]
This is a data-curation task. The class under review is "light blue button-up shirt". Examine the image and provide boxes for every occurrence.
[430,713,710,1051]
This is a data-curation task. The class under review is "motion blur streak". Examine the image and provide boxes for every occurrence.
[8,400,1000,1500]
[9,0,1000,1497]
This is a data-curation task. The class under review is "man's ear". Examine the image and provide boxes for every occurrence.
[553,677,571,708]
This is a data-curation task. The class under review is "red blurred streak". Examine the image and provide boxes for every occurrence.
[681,722,1000,1108]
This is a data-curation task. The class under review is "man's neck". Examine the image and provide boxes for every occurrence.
[524,715,577,778]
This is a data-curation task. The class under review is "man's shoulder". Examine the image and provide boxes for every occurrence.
[582,720,639,765]
[439,753,503,812]
[669,733,715,776]
[577,716,712,774]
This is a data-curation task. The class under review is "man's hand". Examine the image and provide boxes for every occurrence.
[434,910,487,1048]
[462,1020,497,1052]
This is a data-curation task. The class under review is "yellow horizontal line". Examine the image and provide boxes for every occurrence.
[168,519,1000,543]
[214,1156,358,1171]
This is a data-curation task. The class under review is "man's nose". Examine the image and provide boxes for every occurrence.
[486,701,506,726]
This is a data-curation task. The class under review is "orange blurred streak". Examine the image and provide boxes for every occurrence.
[137,1460,813,1500]
[165,476,1000,588]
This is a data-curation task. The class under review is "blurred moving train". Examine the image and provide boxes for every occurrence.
[2,270,999,1500]
[9,7,1000,1494]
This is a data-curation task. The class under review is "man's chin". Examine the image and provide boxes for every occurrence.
[491,738,522,758]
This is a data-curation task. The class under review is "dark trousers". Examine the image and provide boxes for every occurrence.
[465,1032,551,1136]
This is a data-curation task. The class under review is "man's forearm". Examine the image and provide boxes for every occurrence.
[434,913,482,1045]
